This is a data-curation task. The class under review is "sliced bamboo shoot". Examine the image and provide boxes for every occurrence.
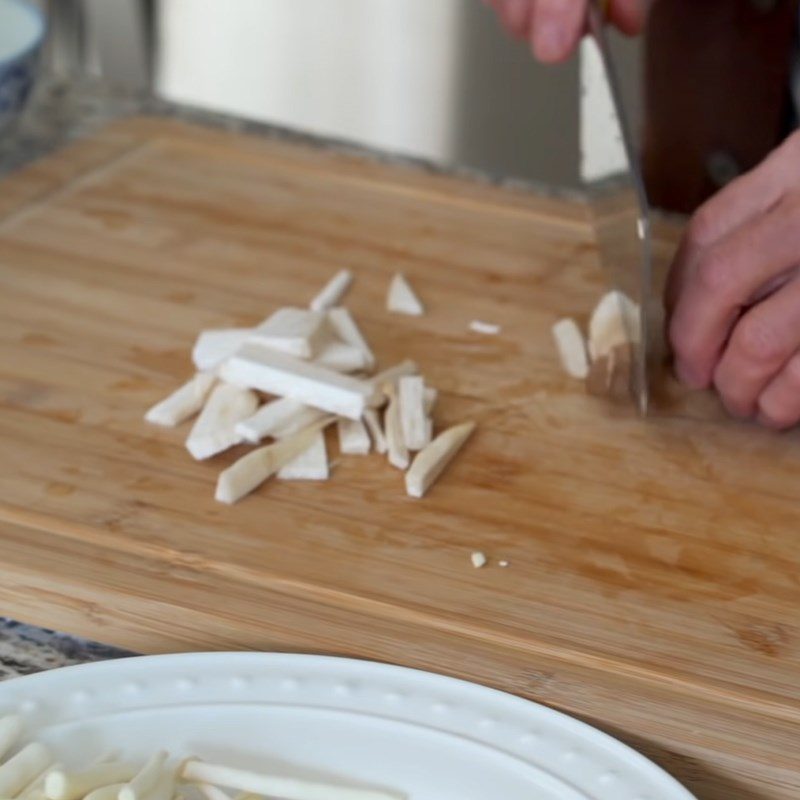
[363,409,387,454]
[118,752,168,800]
[83,784,126,800]
[0,744,53,798]
[195,786,232,800]
[144,373,216,427]
[405,421,476,498]
[468,320,501,335]
[310,269,353,311]
[215,418,334,503]
[236,399,327,444]
[588,290,640,361]
[337,418,371,455]
[552,318,589,379]
[250,307,328,359]
[220,344,372,420]
[367,360,418,407]
[398,376,429,451]
[185,383,258,460]
[45,764,136,800]
[192,329,252,371]
[383,385,409,470]
[387,273,424,316]
[313,341,369,373]
[182,758,401,800]
[277,432,329,480]
[327,308,376,370]
[0,714,22,762]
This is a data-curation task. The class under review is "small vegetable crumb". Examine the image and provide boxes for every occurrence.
[469,320,501,335]
[471,551,487,569]
[498,560,509,568]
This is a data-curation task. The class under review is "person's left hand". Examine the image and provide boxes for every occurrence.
[667,130,800,429]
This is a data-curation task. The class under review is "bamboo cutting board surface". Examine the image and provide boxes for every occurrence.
[0,117,798,799]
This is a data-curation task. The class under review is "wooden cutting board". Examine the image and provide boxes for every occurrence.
[0,117,798,799]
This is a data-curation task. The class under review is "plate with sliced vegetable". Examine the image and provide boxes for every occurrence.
[0,652,695,800]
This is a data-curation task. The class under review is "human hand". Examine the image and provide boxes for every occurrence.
[484,0,647,63]
[667,131,800,429]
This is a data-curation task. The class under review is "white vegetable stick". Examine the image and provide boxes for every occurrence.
[387,273,424,316]
[145,373,216,428]
[181,759,402,800]
[398,376,429,451]
[220,345,372,420]
[0,744,53,798]
[366,360,418,407]
[84,788,126,800]
[250,308,329,359]
[326,308,376,371]
[588,290,640,361]
[471,551,487,569]
[192,329,252,371]
[0,715,22,762]
[313,341,369,374]
[405,421,476,499]
[310,269,353,311]
[277,432,329,480]
[552,318,589,379]
[194,786,231,800]
[215,417,334,504]
[185,384,258,460]
[423,387,437,415]
[383,385,409,471]
[362,409,387,454]
[46,764,137,800]
[118,752,168,800]
[19,762,63,798]
[337,418,371,455]
[235,399,326,444]
[468,320,501,335]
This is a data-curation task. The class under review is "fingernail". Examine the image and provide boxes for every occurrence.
[535,21,566,61]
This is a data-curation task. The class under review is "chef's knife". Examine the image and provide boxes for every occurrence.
[582,0,653,415]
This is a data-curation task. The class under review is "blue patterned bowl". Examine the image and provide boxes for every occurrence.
[0,0,46,133]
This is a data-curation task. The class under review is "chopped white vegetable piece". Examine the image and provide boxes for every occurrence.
[216,418,334,503]
[469,320,501,335]
[84,784,126,800]
[387,273,424,316]
[182,758,402,800]
[405,421,476,499]
[19,762,63,799]
[220,344,372,420]
[398,376,429,451]
[327,308,376,371]
[367,360,418,407]
[0,714,22,762]
[250,307,329,359]
[383,385,409,471]
[313,341,369,374]
[362,409,387,454]
[118,752,168,800]
[310,269,354,312]
[192,329,252,371]
[0,743,53,797]
[235,399,327,444]
[552,318,589,379]
[195,785,232,800]
[185,383,258,460]
[144,373,216,428]
[45,764,136,800]
[337,418,371,455]
[498,560,509,568]
[471,551,487,569]
[588,290,640,361]
[423,387,438,415]
[277,432,329,480]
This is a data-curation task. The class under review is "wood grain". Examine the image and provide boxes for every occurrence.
[0,117,798,799]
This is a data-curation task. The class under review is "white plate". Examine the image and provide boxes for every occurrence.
[0,652,695,800]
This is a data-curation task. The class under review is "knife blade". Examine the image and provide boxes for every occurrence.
[582,1,653,415]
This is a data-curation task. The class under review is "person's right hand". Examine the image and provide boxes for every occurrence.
[484,0,647,63]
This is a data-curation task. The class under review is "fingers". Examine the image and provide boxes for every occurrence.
[495,0,534,39]
[531,0,587,63]
[758,352,800,429]
[712,274,800,418]
[669,192,800,389]
[609,0,648,35]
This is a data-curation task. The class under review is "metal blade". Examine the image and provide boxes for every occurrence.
[582,3,653,415]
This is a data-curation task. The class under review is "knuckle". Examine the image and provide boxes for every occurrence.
[733,317,784,363]
[695,249,733,295]
[686,208,718,249]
